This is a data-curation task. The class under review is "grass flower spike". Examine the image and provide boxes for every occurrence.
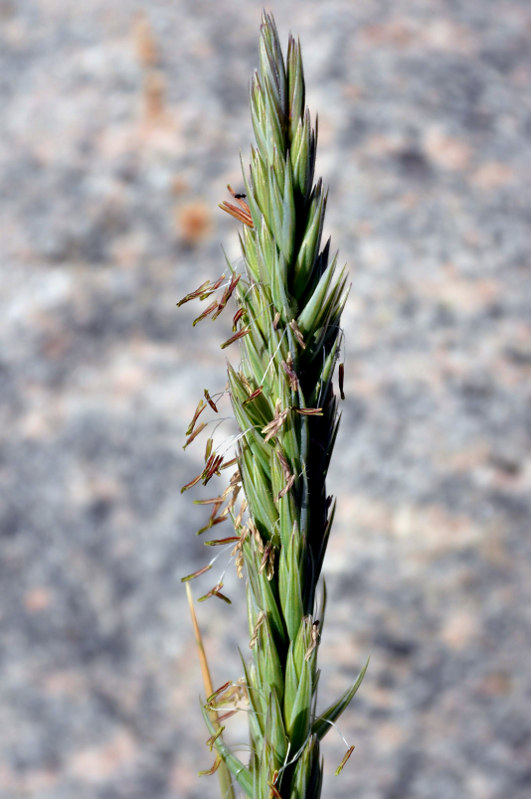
[181,13,367,798]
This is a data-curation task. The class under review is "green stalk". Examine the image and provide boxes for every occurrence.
[181,13,366,798]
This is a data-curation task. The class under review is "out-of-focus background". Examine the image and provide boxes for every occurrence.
[1,1,531,797]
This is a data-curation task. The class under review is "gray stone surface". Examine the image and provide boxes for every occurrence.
[1,1,530,797]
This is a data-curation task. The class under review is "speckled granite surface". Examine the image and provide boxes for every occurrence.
[1,1,531,797]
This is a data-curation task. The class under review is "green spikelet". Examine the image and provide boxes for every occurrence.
[181,12,367,797]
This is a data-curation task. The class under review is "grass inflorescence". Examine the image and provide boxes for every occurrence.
[180,13,367,798]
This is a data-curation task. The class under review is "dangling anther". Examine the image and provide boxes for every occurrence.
[339,362,345,400]
[335,745,355,775]
[219,185,254,228]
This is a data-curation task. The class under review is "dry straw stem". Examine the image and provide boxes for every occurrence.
[185,583,236,799]
[181,12,367,798]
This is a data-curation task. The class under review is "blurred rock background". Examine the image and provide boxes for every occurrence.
[1,1,530,797]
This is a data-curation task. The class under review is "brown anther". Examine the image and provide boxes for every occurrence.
[207,273,227,292]
[210,455,223,473]
[248,520,264,553]
[266,545,276,580]
[207,681,232,704]
[220,456,238,470]
[206,727,225,751]
[275,450,295,500]
[217,484,240,519]
[276,450,291,481]
[186,399,206,436]
[229,469,241,487]
[204,536,240,546]
[194,494,225,506]
[231,528,246,579]
[273,311,281,329]
[230,483,241,503]
[181,472,203,493]
[259,541,272,575]
[233,498,248,529]
[208,678,248,711]
[281,357,299,391]
[339,362,345,400]
[289,319,306,348]
[202,454,224,485]
[183,422,208,450]
[220,185,254,227]
[177,280,210,307]
[227,185,250,210]
[238,523,250,544]
[235,549,244,579]
[249,610,266,648]
[180,563,213,582]
[216,709,238,722]
[203,389,218,412]
[207,457,224,483]
[277,473,295,500]
[198,581,232,604]
[262,400,290,443]
[242,385,264,406]
[197,582,221,602]
[239,372,253,392]
[198,756,222,777]
[305,619,320,660]
[212,274,241,319]
[269,782,283,799]
[295,407,323,416]
[192,300,219,326]
[196,515,226,536]
[335,745,355,776]
[178,274,225,305]
[232,307,245,330]
[209,500,222,519]
[220,328,251,350]
[203,453,217,476]
[212,589,231,604]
